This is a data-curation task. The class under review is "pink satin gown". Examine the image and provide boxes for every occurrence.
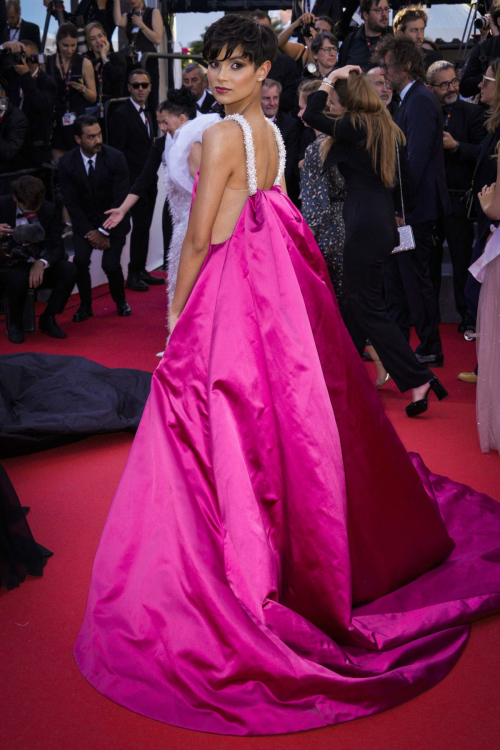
[74,115,500,736]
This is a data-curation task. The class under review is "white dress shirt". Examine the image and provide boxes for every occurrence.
[130,97,150,136]
[399,80,415,103]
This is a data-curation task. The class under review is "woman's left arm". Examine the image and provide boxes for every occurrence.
[169,123,236,331]
[139,8,164,46]
[81,57,97,102]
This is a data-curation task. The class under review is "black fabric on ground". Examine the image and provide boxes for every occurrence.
[0,353,152,458]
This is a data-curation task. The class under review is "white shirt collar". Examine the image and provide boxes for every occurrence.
[81,150,96,166]
[399,80,415,102]
[130,97,145,113]
[32,67,40,78]
[196,90,207,107]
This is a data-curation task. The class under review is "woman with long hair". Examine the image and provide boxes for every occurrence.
[74,14,500,737]
[85,21,127,110]
[103,88,220,309]
[304,66,446,414]
[47,22,97,160]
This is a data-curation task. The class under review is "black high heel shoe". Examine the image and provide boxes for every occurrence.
[406,376,449,418]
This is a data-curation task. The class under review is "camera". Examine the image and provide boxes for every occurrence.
[121,43,139,64]
[0,223,45,268]
[300,23,315,38]
[474,16,490,30]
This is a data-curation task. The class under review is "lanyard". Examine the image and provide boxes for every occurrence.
[10,27,20,41]
[96,62,104,104]
[444,110,452,132]
[365,35,382,51]
[59,53,73,112]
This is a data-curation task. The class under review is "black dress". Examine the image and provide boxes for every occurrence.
[47,53,87,152]
[88,51,127,111]
[303,90,432,393]
[126,7,159,117]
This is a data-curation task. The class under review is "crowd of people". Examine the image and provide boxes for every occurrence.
[0,2,499,445]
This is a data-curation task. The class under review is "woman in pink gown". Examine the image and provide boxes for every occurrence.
[74,16,500,736]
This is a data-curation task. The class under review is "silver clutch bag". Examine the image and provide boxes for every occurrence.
[391,138,415,254]
[392,224,416,254]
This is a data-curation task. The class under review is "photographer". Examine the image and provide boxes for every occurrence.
[278,12,318,72]
[0,176,77,343]
[460,0,500,99]
[252,11,301,113]
[0,1,40,48]
[43,0,116,43]
[291,1,342,44]
[1,40,57,166]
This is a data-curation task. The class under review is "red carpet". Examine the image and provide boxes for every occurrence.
[1,281,499,750]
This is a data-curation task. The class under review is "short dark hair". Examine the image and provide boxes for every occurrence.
[360,0,386,16]
[74,114,99,136]
[159,87,197,120]
[20,39,39,54]
[316,15,334,30]
[251,9,272,25]
[56,22,78,45]
[375,35,426,83]
[12,176,45,210]
[311,31,338,56]
[203,13,278,68]
[128,68,151,84]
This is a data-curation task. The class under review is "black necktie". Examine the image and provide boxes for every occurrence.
[88,159,96,193]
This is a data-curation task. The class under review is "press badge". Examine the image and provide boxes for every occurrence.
[62,112,76,126]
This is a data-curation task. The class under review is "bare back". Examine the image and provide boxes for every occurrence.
[210,114,286,244]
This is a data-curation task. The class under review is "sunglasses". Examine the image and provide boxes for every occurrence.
[432,77,459,91]
[483,75,495,84]
[131,82,150,89]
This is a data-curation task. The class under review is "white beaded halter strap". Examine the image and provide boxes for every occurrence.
[224,113,286,196]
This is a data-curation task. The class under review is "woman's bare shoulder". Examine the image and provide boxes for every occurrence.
[202,118,246,149]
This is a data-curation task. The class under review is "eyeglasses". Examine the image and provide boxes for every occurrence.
[432,77,459,91]
[482,75,495,85]
[131,82,150,89]
[319,46,338,53]
[370,6,390,14]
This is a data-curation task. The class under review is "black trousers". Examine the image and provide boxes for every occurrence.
[383,219,442,357]
[0,260,77,326]
[72,233,126,306]
[430,195,474,320]
[129,184,158,276]
[341,191,432,393]
[162,198,172,269]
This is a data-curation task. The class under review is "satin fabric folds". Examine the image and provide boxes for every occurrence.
[75,186,500,736]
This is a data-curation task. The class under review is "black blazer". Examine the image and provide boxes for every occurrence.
[338,25,392,70]
[6,69,57,164]
[88,51,127,101]
[108,99,155,184]
[198,91,216,114]
[274,111,301,187]
[292,0,342,27]
[396,81,451,224]
[473,125,500,241]
[58,144,130,238]
[0,102,33,173]
[131,135,165,200]
[0,18,41,48]
[268,53,301,114]
[444,99,487,193]
[0,196,63,267]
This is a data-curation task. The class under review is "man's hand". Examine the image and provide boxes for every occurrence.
[85,229,110,249]
[0,223,13,236]
[1,41,24,52]
[297,12,317,27]
[29,260,45,289]
[443,131,458,150]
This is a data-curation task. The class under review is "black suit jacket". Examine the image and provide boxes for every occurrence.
[274,111,301,186]
[0,18,41,48]
[6,69,57,164]
[0,196,63,267]
[396,81,451,224]
[268,54,301,114]
[444,99,487,193]
[108,99,155,184]
[0,102,33,173]
[58,145,130,238]
[460,34,500,99]
[198,91,216,114]
[292,0,342,27]
[131,135,165,200]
